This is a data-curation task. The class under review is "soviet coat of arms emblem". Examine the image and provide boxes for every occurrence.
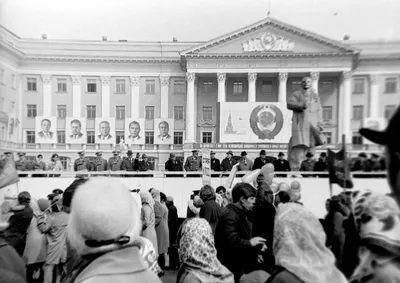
[249,104,284,140]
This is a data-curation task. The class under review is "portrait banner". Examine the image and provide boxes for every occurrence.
[95,118,116,144]
[219,102,292,143]
[66,117,86,144]
[154,118,174,145]
[125,118,145,145]
[35,116,57,144]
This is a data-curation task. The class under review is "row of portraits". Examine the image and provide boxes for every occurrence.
[34,117,175,145]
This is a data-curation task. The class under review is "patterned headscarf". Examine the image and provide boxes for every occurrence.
[140,191,155,208]
[177,218,234,283]
[274,203,347,283]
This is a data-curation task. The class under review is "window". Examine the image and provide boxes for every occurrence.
[323,132,332,144]
[86,105,96,119]
[145,106,155,119]
[26,131,35,144]
[352,105,364,120]
[116,131,125,144]
[57,131,66,144]
[352,78,365,94]
[202,106,212,121]
[174,131,183,145]
[27,78,37,91]
[145,80,155,94]
[173,80,185,93]
[322,106,333,120]
[291,80,302,91]
[384,105,396,119]
[59,157,68,170]
[11,74,16,89]
[202,81,213,93]
[174,106,184,120]
[233,81,243,94]
[202,132,212,143]
[145,131,154,144]
[116,79,126,93]
[87,79,97,93]
[261,80,272,94]
[27,104,37,117]
[57,105,67,118]
[352,133,363,145]
[116,106,125,120]
[57,79,67,92]
[384,77,397,93]
[87,131,95,144]
[321,80,333,91]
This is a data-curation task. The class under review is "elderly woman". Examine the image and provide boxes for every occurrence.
[139,191,158,255]
[199,185,223,235]
[270,203,347,283]
[177,218,234,283]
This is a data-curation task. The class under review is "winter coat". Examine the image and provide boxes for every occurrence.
[221,158,238,171]
[300,159,316,172]
[74,158,90,172]
[4,205,33,255]
[140,204,158,255]
[107,157,122,171]
[238,158,253,171]
[72,246,162,283]
[154,202,169,255]
[23,214,46,265]
[93,158,108,171]
[138,161,153,171]
[0,236,26,279]
[211,158,221,171]
[252,157,270,170]
[273,159,291,172]
[215,203,259,281]
[325,210,346,265]
[184,156,202,172]
[314,159,328,172]
[165,159,183,171]
[199,197,223,235]
[121,157,137,171]
[166,202,179,246]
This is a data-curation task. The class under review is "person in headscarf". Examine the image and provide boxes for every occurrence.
[139,190,158,256]
[271,202,347,283]
[177,218,234,283]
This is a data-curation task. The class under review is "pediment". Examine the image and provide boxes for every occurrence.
[181,17,358,57]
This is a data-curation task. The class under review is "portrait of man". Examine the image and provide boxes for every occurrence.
[37,118,54,140]
[128,121,142,142]
[97,120,112,140]
[69,119,84,139]
[157,121,171,140]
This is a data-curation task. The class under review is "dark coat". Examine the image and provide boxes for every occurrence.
[108,157,122,171]
[325,209,346,265]
[210,158,221,171]
[314,159,328,172]
[252,157,270,170]
[215,203,259,281]
[273,159,291,172]
[93,158,108,171]
[341,214,360,277]
[199,197,223,235]
[166,202,179,246]
[121,157,137,171]
[165,159,183,172]
[4,205,34,256]
[0,236,27,279]
[74,158,90,172]
[300,159,316,172]
[138,161,153,171]
[220,158,238,172]
[184,156,202,172]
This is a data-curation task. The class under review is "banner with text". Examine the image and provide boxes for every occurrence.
[220,102,292,143]
[201,148,211,186]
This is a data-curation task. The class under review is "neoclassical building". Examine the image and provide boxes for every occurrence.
[1,17,399,169]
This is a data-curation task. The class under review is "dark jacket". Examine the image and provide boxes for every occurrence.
[107,157,122,171]
[220,158,237,172]
[211,158,221,171]
[0,236,26,279]
[121,157,138,171]
[138,161,153,172]
[184,156,202,172]
[199,196,223,235]
[94,158,108,171]
[166,202,179,246]
[252,157,270,170]
[314,159,328,172]
[266,266,304,283]
[165,159,183,172]
[215,203,259,281]
[273,159,291,172]
[325,207,347,265]
[74,158,90,172]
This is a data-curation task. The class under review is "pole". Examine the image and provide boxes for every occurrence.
[329,182,333,198]
[342,134,347,191]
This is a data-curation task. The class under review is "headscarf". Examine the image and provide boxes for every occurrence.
[177,218,234,283]
[150,188,161,202]
[140,191,155,208]
[273,203,347,283]
[132,236,163,275]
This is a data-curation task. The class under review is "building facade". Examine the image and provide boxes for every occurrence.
[1,17,399,170]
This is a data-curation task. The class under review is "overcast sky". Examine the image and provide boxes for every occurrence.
[1,0,399,42]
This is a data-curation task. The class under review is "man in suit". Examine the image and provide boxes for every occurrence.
[127,121,142,142]
[73,151,90,172]
[273,152,291,177]
[138,154,153,171]
[69,119,84,139]
[37,119,54,140]
[121,150,138,174]
[210,151,221,172]
[94,151,108,172]
[184,150,202,172]
[165,153,183,172]
[252,150,270,170]
[97,121,112,140]
[157,121,172,141]
[108,150,122,171]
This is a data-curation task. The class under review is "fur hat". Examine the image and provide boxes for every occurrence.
[67,178,141,256]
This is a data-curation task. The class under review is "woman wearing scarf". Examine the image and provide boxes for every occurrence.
[177,218,234,283]
[270,202,347,283]
[139,191,158,255]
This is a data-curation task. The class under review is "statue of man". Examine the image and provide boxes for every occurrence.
[287,76,325,171]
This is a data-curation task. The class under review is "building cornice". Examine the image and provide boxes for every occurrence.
[184,52,354,59]
[24,55,180,64]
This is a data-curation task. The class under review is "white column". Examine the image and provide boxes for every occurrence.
[341,71,352,142]
[17,78,23,142]
[185,72,196,143]
[217,73,226,102]
[130,76,140,117]
[41,75,52,116]
[71,75,82,117]
[310,72,320,94]
[369,75,380,117]
[248,72,257,102]
[101,76,111,117]
[160,76,170,118]
[278,72,288,103]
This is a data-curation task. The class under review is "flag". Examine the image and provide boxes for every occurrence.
[0,155,20,189]
[327,148,353,189]
[225,163,239,190]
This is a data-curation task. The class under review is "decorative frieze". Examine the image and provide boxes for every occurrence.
[248,73,257,82]
[160,76,170,86]
[279,72,288,82]
[217,73,226,83]
[186,72,195,82]
[41,75,52,84]
[100,76,111,85]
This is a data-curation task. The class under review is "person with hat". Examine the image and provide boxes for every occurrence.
[66,178,162,283]
[184,150,202,172]
[15,152,28,172]
[210,151,221,172]
[107,150,122,171]
[314,152,328,177]
[73,151,90,172]
[252,149,271,170]
[165,153,183,172]
[138,154,153,172]
[351,152,368,172]
[273,152,291,177]
[93,151,108,172]
[221,151,238,172]
[121,150,138,173]
[366,153,382,172]
[300,152,316,177]
[237,151,253,171]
